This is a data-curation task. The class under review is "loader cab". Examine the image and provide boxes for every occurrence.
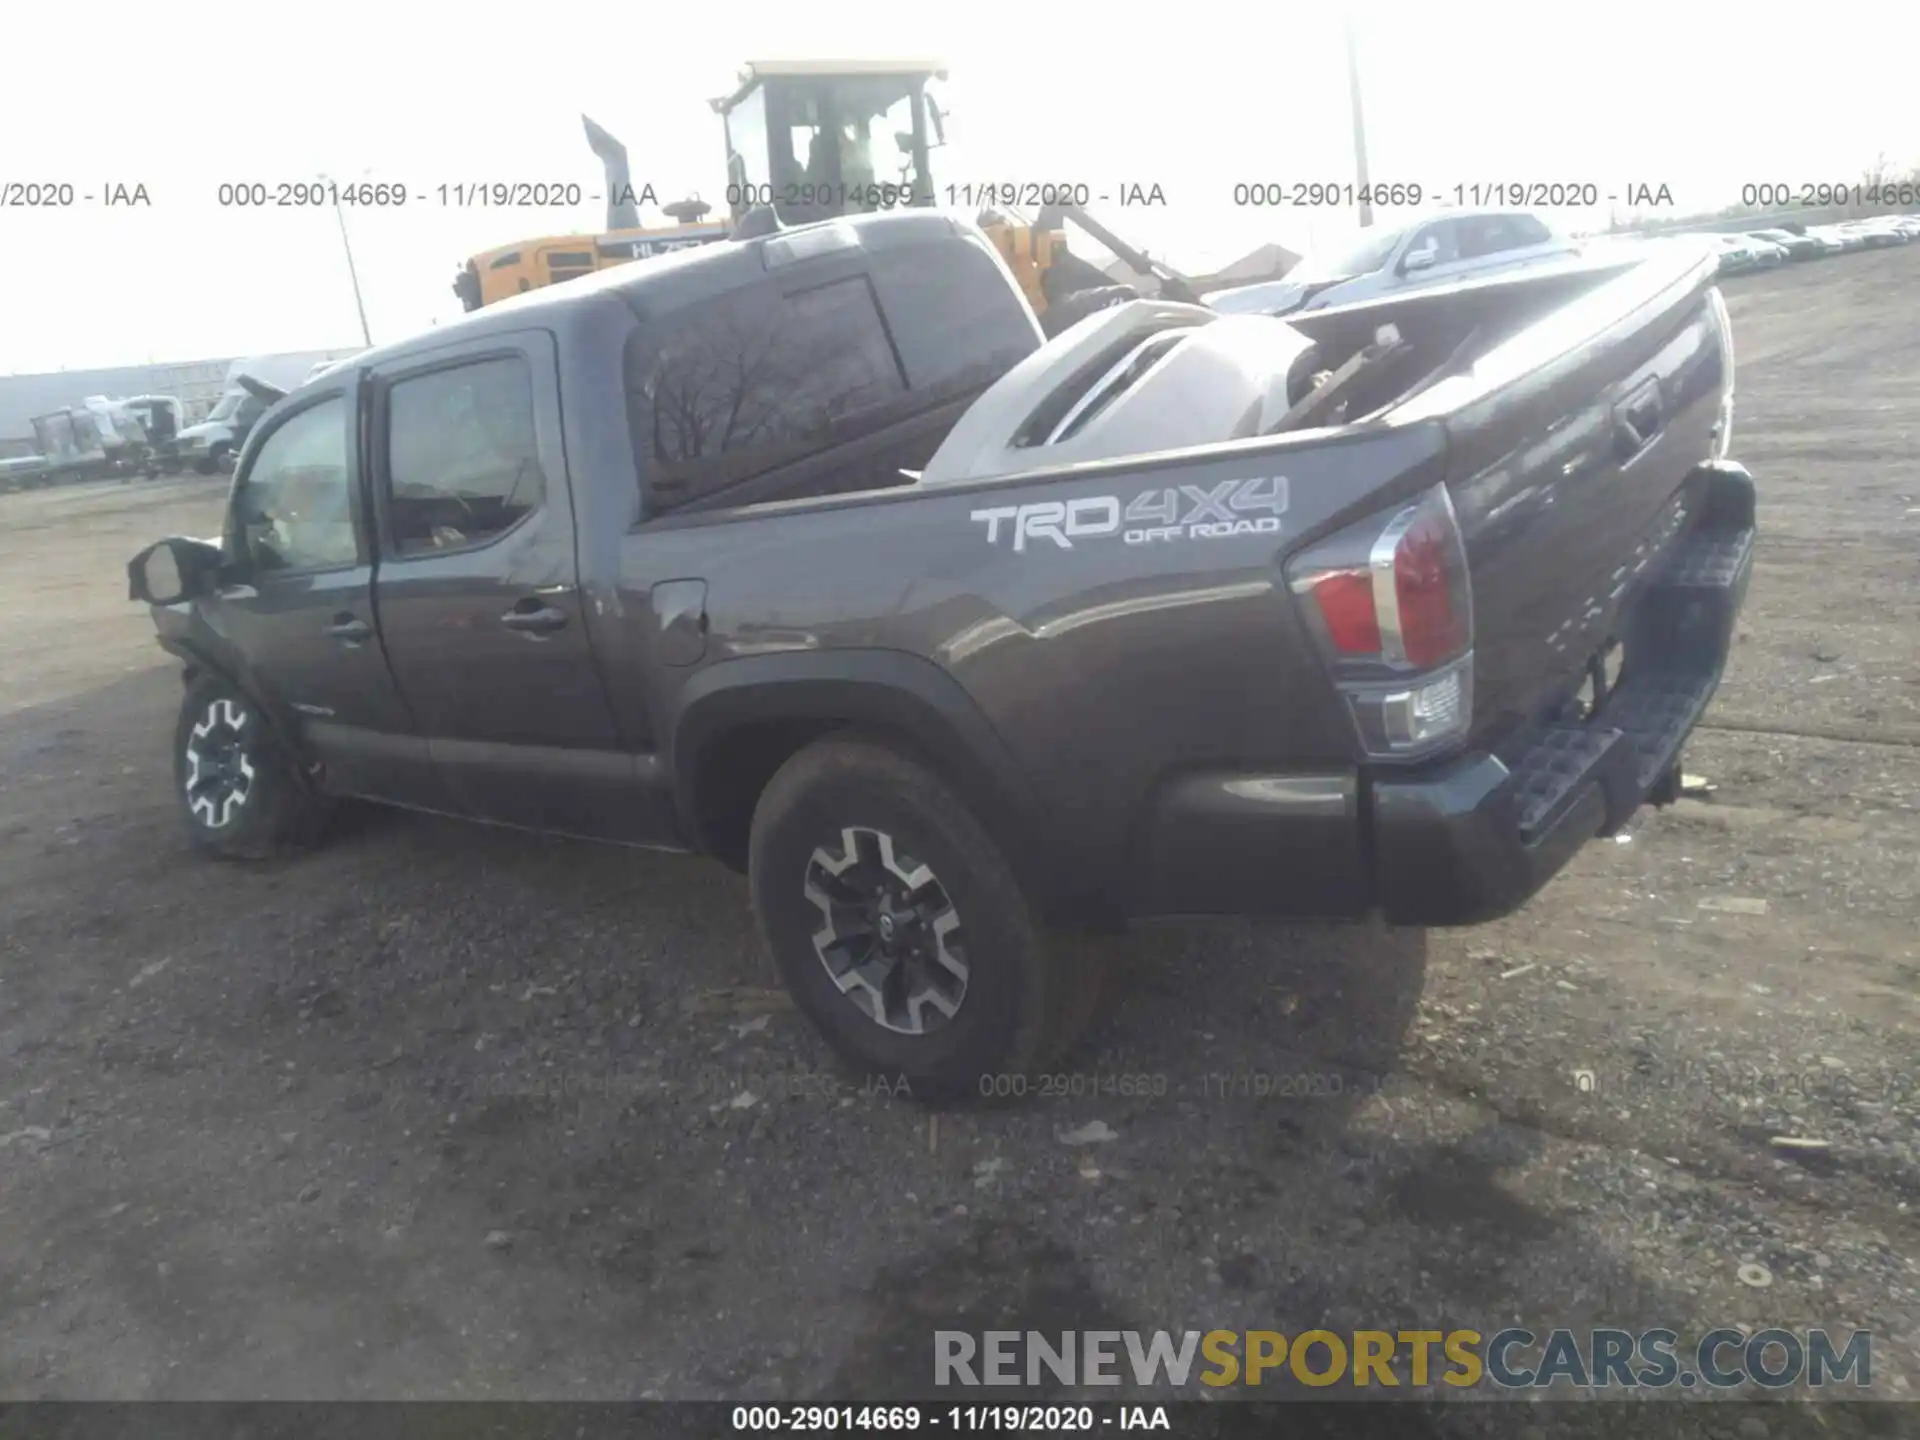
[714,60,947,228]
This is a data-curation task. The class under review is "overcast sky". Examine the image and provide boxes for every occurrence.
[2,0,1912,374]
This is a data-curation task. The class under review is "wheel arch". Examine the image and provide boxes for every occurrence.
[161,636,316,784]
[669,650,1086,923]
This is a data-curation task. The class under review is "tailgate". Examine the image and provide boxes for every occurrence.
[1407,243,1731,748]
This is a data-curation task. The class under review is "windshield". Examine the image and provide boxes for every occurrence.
[1290,224,1405,282]
[206,391,244,423]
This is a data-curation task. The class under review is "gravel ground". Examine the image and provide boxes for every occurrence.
[0,247,1915,1433]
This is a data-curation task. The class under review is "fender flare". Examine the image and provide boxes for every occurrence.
[669,649,1087,922]
[158,634,318,786]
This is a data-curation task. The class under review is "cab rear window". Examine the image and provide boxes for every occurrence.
[630,274,908,512]
[623,230,1041,516]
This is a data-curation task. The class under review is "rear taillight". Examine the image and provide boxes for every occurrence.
[1311,571,1382,655]
[1387,504,1470,667]
[1287,483,1475,761]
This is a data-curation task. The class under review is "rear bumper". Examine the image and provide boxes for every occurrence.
[1377,460,1754,923]
[1131,460,1755,928]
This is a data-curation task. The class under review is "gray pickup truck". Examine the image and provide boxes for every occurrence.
[129,211,1752,1099]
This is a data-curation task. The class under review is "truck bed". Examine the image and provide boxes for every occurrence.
[890,237,1732,758]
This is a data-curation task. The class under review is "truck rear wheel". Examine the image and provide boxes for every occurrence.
[173,675,329,860]
[747,734,1097,1104]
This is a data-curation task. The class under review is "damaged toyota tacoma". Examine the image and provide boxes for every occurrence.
[129,210,1753,1097]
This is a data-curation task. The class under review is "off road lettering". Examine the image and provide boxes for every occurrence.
[973,476,1288,551]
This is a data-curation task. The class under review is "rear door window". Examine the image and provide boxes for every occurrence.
[635,274,908,511]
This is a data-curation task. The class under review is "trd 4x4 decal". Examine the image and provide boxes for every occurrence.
[971,476,1288,553]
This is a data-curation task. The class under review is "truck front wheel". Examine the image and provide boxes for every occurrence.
[747,735,1098,1104]
[172,676,330,859]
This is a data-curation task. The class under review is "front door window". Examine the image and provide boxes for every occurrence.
[232,398,356,573]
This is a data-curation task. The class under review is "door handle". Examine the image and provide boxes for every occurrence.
[325,613,371,645]
[501,600,569,635]
[1625,392,1663,437]
[1614,379,1665,461]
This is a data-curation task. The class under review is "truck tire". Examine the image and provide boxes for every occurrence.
[1039,284,1142,338]
[747,734,1098,1104]
[172,675,329,860]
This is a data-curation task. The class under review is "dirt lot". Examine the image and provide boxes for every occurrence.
[1,249,1916,1430]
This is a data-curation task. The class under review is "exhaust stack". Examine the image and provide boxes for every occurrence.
[582,115,641,232]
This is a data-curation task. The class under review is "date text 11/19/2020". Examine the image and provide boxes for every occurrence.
[732,1406,1172,1431]
[724,182,1172,209]
[1229,181,1676,208]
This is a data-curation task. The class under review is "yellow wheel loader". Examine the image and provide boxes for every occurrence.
[454,61,1199,335]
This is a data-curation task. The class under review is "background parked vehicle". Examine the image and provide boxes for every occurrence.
[1715,235,1764,274]
[122,396,188,478]
[1841,218,1907,249]
[176,389,271,475]
[0,454,52,491]
[1749,228,1822,260]
[1207,208,1580,317]
[176,355,344,474]
[27,396,172,482]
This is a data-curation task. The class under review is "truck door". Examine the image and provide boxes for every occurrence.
[216,383,443,807]
[364,331,650,840]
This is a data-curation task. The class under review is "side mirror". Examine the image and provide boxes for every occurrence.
[128,535,225,606]
[1401,241,1438,273]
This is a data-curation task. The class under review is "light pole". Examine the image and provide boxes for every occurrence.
[1345,11,1373,228]
[321,170,374,347]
